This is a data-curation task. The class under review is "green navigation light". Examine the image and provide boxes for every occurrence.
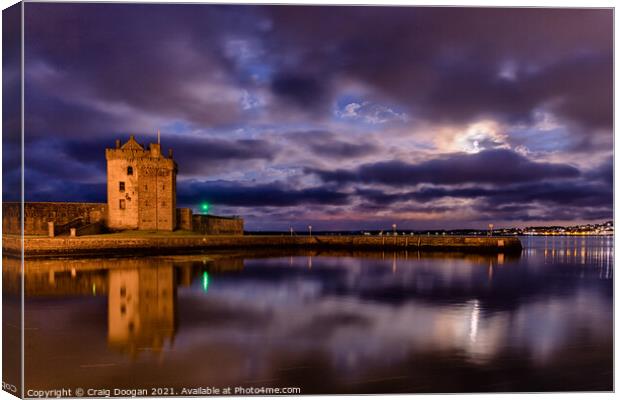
[201,202,210,213]
[202,271,210,292]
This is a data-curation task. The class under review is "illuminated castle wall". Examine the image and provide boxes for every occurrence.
[106,136,177,231]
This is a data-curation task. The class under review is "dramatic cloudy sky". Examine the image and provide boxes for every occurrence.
[6,4,613,230]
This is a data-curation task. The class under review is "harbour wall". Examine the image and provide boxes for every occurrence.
[3,234,522,257]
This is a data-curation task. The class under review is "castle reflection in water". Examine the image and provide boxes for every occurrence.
[3,255,244,356]
[108,264,175,355]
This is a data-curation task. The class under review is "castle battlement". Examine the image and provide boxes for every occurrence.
[106,136,175,162]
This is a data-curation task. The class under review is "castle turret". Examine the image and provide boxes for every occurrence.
[105,135,177,231]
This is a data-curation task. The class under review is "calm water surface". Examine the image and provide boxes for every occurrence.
[5,236,613,393]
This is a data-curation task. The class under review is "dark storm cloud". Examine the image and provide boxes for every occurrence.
[469,181,611,209]
[585,156,613,185]
[177,180,350,207]
[165,136,278,174]
[264,7,612,129]
[25,4,261,129]
[25,181,106,203]
[26,5,613,130]
[308,141,375,159]
[352,199,455,215]
[344,155,612,224]
[270,75,325,108]
[309,149,580,186]
[285,130,377,159]
[24,92,121,141]
[472,202,612,222]
[353,180,612,223]
[527,52,613,131]
[356,179,611,209]
[21,138,107,202]
[24,166,106,203]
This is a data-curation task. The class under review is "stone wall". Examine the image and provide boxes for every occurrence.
[191,214,244,235]
[135,159,176,231]
[175,208,244,235]
[2,202,244,236]
[176,208,193,231]
[106,136,177,231]
[75,221,105,236]
[2,202,21,235]
[3,202,108,235]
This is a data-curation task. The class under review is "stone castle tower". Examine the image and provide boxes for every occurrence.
[106,135,177,231]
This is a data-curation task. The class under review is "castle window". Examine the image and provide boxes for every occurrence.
[144,184,148,190]
[119,181,125,192]
[119,199,126,210]
[161,201,166,207]
[127,166,133,175]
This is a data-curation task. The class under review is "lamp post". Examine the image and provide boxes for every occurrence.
[488,223,494,236]
[308,225,313,237]
[392,223,397,236]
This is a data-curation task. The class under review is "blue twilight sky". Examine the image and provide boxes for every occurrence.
[3,4,613,230]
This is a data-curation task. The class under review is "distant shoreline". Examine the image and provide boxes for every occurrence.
[3,233,522,258]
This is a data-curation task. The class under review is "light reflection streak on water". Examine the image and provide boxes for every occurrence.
[524,235,613,279]
[469,299,480,344]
